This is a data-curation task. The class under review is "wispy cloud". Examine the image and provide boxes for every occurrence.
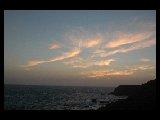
[82,36,101,48]
[82,70,134,78]
[121,39,156,52]
[21,60,48,68]
[140,58,150,62]
[94,59,115,66]
[93,49,106,54]
[74,35,102,48]
[94,39,155,58]
[22,48,81,68]
[63,58,115,68]
[21,25,156,73]
[137,65,155,70]
[49,42,60,49]
[82,64,155,78]
[22,34,102,69]
[106,32,152,48]
[63,57,92,68]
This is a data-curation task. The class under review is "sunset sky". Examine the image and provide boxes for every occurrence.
[4,10,156,87]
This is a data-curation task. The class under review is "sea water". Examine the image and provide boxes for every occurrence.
[4,84,126,110]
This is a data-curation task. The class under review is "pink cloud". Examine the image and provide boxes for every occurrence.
[49,43,60,49]
[106,32,152,48]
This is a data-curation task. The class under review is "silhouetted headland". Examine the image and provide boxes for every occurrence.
[98,79,156,110]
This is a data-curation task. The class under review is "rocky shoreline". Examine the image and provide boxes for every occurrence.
[98,79,156,110]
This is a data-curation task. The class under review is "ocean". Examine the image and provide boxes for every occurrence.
[4,84,126,110]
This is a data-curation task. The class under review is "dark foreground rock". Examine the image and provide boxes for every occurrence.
[99,79,156,110]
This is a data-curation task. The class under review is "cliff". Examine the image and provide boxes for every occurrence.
[99,79,156,110]
[109,85,141,96]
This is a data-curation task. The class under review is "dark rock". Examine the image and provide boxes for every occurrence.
[99,79,156,110]
[109,85,141,96]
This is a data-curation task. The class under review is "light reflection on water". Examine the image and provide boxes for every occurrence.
[4,85,127,110]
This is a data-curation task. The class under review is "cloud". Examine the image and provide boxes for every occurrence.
[21,60,48,68]
[94,59,115,66]
[63,58,115,68]
[82,64,155,78]
[98,49,124,57]
[49,42,60,49]
[63,48,81,58]
[82,70,134,78]
[137,65,155,70]
[75,35,102,48]
[83,36,101,48]
[63,57,92,68]
[22,26,156,71]
[22,48,81,68]
[140,58,150,62]
[106,32,152,48]
[93,49,106,54]
[49,48,81,62]
[95,39,156,58]
[121,39,156,52]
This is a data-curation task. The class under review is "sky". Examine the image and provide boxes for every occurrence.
[4,10,156,87]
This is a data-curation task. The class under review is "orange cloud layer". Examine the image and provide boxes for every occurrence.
[83,70,134,78]
[106,32,152,48]
[82,64,155,78]
[22,48,81,68]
